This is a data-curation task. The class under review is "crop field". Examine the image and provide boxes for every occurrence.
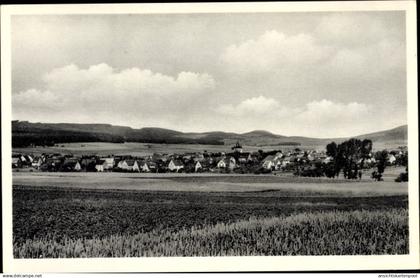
[14,209,408,257]
[13,171,409,257]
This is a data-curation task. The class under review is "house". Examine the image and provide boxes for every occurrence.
[132,161,139,172]
[314,154,327,162]
[237,152,250,164]
[40,159,56,171]
[357,157,375,168]
[231,142,243,153]
[296,153,305,159]
[160,154,170,163]
[95,160,106,172]
[100,157,115,170]
[113,156,123,166]
[195,159,211,172]
[247,152,260,163]
[367,157,376,164]
[51,153,64,160]
[281,156,291,167]
[275,152,283,159]
[31,157,43,168]
[194,161,202,172]
[16,154,34,166]
[147,161,157,172]
[24,155,34,164]
[12,157,22,168]
[217,156,236,169]
[81,157,96,171]
[307,154,315,162]
[227,156,236,170]
[289,156,297,163]
[19,155,27,163]
[322,156,334,164]
[48,158,62,166]
[126,160,136,171]
[133,160,144,172]
[193,153,205,162]
[135,160,157,172]
[388,154,397,164]
[228,157,236,169]
[168,159,184,172]
[117,160,125,169]
[217,158,227,168]
[135,160,151,172]
[74,161,82,171]
[119,160,136,171]
[262,155,277,170]
[142,161,150,172]
[182,154,193,161]
[62,159,81,172]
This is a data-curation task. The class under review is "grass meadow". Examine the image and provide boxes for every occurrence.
[13,171,409,258]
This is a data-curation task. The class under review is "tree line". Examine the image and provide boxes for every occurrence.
[296,138,408,181]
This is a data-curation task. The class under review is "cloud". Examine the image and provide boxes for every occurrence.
[314,13,404,47]
[42,63,215,97]
[221,30,331,75]
[215,97,375,137]
[11,13,406,137]
[295,100,372,131]
[13,63,215,127]
[294,100,377,138]
[12,89,63,111]
[219,26,405,100]
[216,96,282,116]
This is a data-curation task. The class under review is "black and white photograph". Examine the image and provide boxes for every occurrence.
[1,1,419,272]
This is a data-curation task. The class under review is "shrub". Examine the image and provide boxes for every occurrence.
[395,172,408,182]
[254,167,271,174]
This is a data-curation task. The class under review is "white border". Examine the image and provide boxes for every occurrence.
[1,1,419,272]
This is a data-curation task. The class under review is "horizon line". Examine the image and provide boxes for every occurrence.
[12,119,407,140]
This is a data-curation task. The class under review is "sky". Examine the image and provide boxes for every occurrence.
[11,11,407,138]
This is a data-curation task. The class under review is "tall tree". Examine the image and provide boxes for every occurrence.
[329,138,373,179]
[359,139,373,170]
[326,142,338,157]
[373,150,389,181]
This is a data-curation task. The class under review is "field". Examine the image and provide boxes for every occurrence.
[14,208,407,257]
[14,141,328,156]
[13,142,257,156]
[12,141,406,157]
[12,166,408,195]
[12,166,409,258]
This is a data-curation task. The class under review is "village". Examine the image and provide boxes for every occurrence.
[12,142,407,177]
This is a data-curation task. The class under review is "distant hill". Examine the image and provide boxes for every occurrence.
[12,121,225,147]
[12,120,407,149]
[242,130,280,137]
[354,125,407,142]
